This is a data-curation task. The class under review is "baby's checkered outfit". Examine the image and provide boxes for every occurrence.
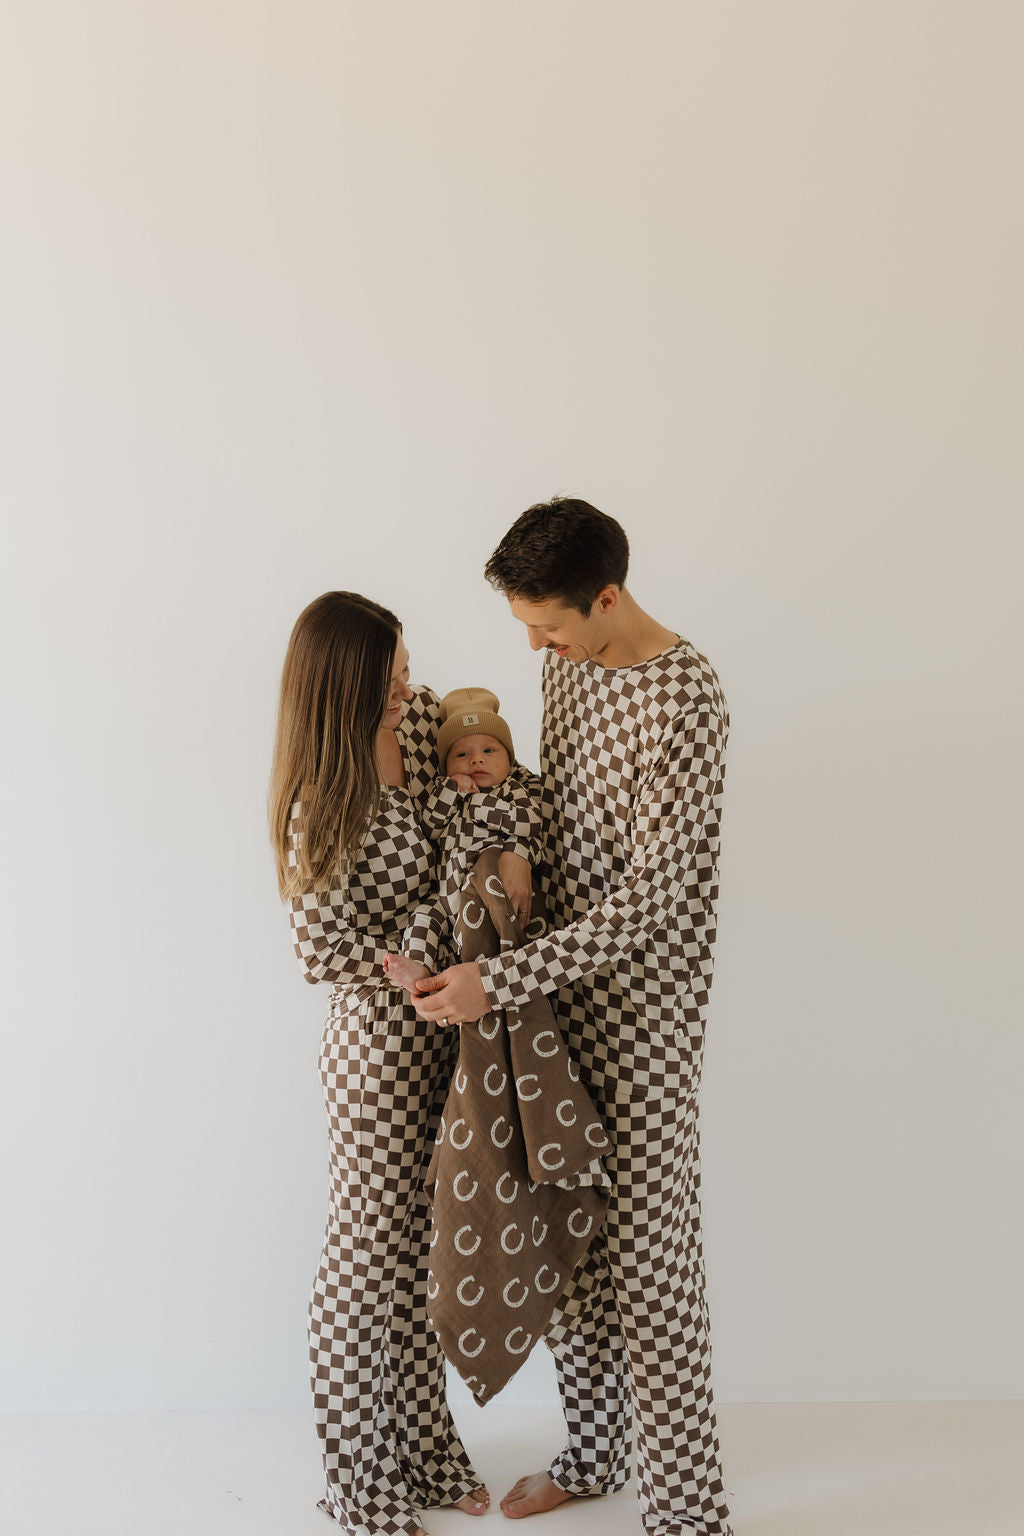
[402,763,543,969]
[478,639,734,1536]
[287,686,481,1536]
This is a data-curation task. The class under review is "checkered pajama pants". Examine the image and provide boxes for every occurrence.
[309,1001,482,1536]
[547,1091,734,1536]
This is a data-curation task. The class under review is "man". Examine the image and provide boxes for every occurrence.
[414,498,733,1536]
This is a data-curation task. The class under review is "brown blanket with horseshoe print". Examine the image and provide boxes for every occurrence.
[423,848,610,1406]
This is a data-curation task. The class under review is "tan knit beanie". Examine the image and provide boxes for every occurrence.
[436,687,515,767]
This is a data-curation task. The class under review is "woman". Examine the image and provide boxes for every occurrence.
[269,592,488,1536]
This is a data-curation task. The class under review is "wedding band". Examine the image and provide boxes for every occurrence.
[442,1017,449,1026]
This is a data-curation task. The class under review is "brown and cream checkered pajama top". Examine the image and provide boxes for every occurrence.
[478,640,734,1536]
[287,685,482,1536]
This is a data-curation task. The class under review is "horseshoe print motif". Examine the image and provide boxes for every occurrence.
[502,1277,529,1308]
[448,1117,473,1150]
[505,1327,532,1355]
[567,1207,593,1238]
[453,1170,478,1202]
[490,1115,513,1149]
[500,1222,525,1255]
[454,1224,480,1256]
[460,898,486,930]
[459,1328,486,1358]
[496,1172,519,1205]
[483,1064,507,1096]
[457,1275,485,1306]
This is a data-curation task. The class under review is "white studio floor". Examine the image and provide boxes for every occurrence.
[4,1352,1022,1536]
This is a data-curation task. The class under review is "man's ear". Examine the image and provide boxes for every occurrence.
[595,585,620,614]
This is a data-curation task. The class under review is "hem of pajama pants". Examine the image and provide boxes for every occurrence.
[548,1453,630,1499]
[317,1475,487,1536]
[642,1521,734,1536]
[317,1493,423,1536]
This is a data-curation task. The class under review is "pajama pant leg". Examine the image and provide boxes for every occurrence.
[547,1252,633,1495]
[549,1092,732,1536]
[309,1003,481,1536]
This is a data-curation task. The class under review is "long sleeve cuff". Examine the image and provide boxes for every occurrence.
[479,952,536,1011]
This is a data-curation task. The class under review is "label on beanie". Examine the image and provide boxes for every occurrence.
[462,714,479,726]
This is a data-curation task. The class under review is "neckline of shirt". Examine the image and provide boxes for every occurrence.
[575,635,688,675]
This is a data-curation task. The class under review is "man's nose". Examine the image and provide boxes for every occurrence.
[528,631,547,652]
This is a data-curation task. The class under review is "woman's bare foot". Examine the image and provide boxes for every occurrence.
[500,1472,574,1519]
[452,1485,490,1516]
[382,953,430,993]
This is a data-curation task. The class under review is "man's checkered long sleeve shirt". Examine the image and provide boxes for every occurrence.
[478,640,728,1056]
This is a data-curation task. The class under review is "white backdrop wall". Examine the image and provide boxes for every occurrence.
[1,1,1020,1410]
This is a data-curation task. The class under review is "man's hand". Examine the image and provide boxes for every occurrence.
[498,850,532,927]
[412,962,490,1024]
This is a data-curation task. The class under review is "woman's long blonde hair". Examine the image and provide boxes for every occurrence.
[269,591,401,899]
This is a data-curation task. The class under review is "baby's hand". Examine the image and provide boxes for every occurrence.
[450,773,478,795]
[383,953,431,993]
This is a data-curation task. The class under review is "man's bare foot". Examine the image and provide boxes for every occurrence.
[382,953,430,993]
[452,1485,490,1516]
[500,1472,574,1519]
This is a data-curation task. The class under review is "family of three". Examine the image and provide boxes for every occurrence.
[268,497,733,1536]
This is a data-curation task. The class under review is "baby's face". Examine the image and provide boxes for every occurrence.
[445,733,512,789]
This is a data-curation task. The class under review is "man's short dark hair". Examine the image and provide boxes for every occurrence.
[484,497,630,615]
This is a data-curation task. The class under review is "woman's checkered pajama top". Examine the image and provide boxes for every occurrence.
[287,686,481,1536]
[479,640,734,1536]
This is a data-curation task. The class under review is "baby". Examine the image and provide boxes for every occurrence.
[384,687,543,993]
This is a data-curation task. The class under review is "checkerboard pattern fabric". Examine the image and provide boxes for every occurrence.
[288,686,482,1534]
[479,640,733,1536]
[288,686,446,1033]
